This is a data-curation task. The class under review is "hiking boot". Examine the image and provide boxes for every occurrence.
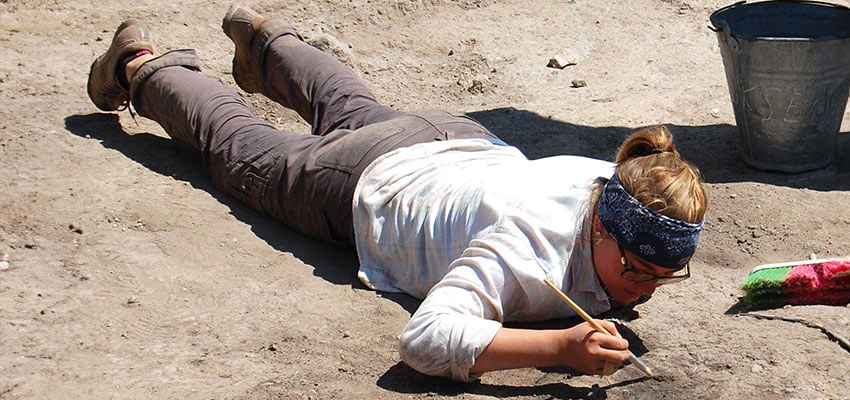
[87,19,154,111]
[223,4,294,94]
[222,4,266,93]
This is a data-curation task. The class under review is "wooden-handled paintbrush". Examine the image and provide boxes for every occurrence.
[543,278,654,377]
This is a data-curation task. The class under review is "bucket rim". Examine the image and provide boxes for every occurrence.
[709,0,850,42]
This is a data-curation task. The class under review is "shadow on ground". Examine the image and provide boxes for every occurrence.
[64,113,363,289]
[376,361,651,399]
[468,107,850,191]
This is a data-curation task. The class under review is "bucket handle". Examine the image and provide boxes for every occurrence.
[707,17,741,53]
[707,0,746,32]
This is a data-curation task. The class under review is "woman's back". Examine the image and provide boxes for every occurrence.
[353,138,615,300]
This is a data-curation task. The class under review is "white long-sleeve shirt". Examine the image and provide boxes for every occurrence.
[352,138,614,381]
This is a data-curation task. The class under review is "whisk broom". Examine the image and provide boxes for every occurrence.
[741,259,850,310]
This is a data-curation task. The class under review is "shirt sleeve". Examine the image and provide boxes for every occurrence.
[398,224,544,381]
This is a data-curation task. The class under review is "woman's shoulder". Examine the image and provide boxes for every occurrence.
[523,155,616,184]
[536,154,615,168]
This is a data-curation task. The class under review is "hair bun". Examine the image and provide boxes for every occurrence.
[614,125,707,224]
[615,125,679,164]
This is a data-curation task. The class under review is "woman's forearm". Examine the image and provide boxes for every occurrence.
[469,322,630,375]
[469,327,565,373]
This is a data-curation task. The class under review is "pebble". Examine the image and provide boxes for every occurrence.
[710,108,720,118]
[126,296,139,306]
[730,194,737,199]
[468,79,485,94]
[268,343,278,351]
[571,79,587,88]
[547,55,578,69]
[547,56,566,69]
[0,261,8,271]
[751,363,763,373]
[343,331,351,338]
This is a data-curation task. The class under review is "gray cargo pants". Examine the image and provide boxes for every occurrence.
[128,27,497,245]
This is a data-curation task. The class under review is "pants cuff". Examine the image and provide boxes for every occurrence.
[251,25,302,94]
[129,49,202,110]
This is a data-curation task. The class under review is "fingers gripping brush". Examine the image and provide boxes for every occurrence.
[543,279,654,377]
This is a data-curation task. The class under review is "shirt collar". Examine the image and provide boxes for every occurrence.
[570,202,612,308]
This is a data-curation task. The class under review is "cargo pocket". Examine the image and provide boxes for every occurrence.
[225,150,279,212]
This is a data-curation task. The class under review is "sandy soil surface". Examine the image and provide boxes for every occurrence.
[2,0,850,398]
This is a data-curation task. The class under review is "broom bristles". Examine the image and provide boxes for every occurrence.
[742,260,850,309]
[786,264,821,293]
[741,266,790,296]
[820,261,850,285]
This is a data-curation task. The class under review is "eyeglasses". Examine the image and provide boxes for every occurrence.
[617,244,690,286]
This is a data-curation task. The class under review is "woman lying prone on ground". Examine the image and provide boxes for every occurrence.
[87,4,707,382]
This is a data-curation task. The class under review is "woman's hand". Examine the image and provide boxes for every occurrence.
[559,320,630,375]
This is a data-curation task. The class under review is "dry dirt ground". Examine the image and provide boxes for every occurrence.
[2,0,850,399]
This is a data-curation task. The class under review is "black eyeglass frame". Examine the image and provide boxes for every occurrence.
[617,244,690,285]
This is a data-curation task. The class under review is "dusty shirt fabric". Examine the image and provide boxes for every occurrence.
[352,138,615,381]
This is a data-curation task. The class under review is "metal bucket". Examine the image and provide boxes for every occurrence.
[710,1,850,173]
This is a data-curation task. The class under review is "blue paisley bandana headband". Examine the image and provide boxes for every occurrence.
[597,172,704,270]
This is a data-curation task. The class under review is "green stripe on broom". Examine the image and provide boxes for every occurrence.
[742,266,791,296]
[742,266,791,309]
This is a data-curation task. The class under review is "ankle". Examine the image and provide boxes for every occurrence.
[124,53,155,87]
[251,16,266,31]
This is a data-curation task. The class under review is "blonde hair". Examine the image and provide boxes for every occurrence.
[615,126,707,223]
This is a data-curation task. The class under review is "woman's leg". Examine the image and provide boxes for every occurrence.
[224,6,402,136]
[89,18,493,246]
[128,50,358,242]
[262,34,402,136]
